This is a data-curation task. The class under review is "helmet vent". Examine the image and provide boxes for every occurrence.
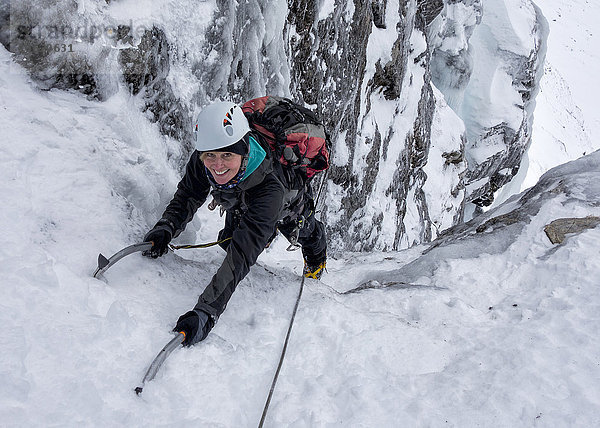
[223,108,234,136]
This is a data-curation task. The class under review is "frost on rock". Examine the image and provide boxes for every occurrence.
[119,27,192,146]
[195,0,291,104]
[2,0,548,252]
[429,0,548,212]
[3,1,107,98]
[287,0,465,251]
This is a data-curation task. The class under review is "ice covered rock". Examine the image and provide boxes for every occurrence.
[1,0,548,252]
[429,0,548,212]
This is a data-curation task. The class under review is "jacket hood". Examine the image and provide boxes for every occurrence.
[242,134,266,181]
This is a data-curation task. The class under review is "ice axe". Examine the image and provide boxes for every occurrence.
[93,238,232,279]
[93,242,153,278]
[134,332,186,395]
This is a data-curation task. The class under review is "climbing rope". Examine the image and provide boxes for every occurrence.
[168,237,231,250]
[258,274,306,427]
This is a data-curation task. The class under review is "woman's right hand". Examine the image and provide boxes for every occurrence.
[143,221,173,258]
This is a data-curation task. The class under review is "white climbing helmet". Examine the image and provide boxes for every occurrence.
[194,101,250,152]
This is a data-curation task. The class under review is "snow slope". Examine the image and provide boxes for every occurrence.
[524,0,600,189]
[2,43,600,427]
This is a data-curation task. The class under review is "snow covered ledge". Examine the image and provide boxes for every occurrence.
[361,149,600,288]
[322,152,600,427]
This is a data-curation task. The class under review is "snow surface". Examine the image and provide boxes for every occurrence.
[524,0,600,189]
[2,36,600,427]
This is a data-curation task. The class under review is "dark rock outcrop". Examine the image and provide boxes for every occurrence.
[544,217,600,244]
[119,27,192,146]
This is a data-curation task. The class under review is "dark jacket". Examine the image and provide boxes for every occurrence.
[160,140,304,318]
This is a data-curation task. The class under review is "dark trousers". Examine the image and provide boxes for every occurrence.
[219,200,327,265]
[277,201,327,265]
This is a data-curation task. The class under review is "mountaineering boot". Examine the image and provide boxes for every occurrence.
[303,260,326,279]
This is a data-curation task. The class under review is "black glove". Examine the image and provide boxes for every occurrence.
[173,309,215,346]
[143,220,173,258]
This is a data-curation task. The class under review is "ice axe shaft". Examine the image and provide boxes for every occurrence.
[135,332,185,395]
[93,242,153,278]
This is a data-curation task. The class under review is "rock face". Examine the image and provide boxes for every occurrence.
[119,27,192,145]
[429,0,548,212]
[4,1,101,98]
[285,0,467,251]
[1,0,547,253]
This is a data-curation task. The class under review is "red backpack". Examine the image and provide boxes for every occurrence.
[242,96,330,179]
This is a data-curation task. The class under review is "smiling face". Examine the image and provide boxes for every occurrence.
[202,152,244,185]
